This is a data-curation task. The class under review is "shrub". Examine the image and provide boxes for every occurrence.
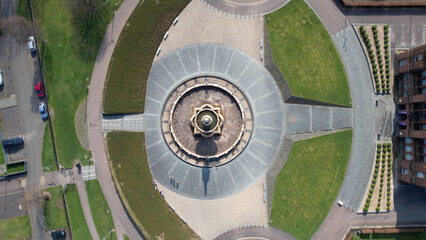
[373,63,378,68]
[384,33,389,39]
[384,38,389,44]
[379,62,384,68]
[380,183,384,187]
[388,163,392,168]
[375,169,379,174]
[387,148,391,152]
[384,25,389,29]
[372,25,377,30]
[365,37,370,43]
[373,29,378,34]
[372,179,377,184]
[376,207,380,212]
[387,176,391,181]
[361,28,366,34]
[360,25,364,30]
[373,68,378,74]
[387,207,391,211]
[371,183,376,188]
[370,189,374,194]
[387,196,391,201]
[374,37,379,43]
[377,49,381,54]
[388,187,391,191]
[368,193,373,198]
[379,187,383,192]
[365,202,370,208]
[379,193,382,198]
[385,28,389,34]
[387,202,391,207]
[381,173,384,178]
[364,207,369,213]
[375,159,380,164]
[386,79,390,83]
[381,168,385,173]
[387,171,391,176]
[386,88,390,92]
[369,48,373,54]
[385,43,389,49]
[377,203,381,207]
[370,53,375,59]
[366,198,371,203]
[388,158,392,163]
[382,159,386,164]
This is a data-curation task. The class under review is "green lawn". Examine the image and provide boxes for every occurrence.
[107,132,199,240]
[85,180,116,240]
[270,130,352,240]
[42,121,57,171]
[17,0,31,20]
[30,0,119,168]
[6,162,26,174]
[0,215,32,240]
[266,0,351,107]
[103,0,191,114]
[360,232,426,240]
[65,184,92,240]
[42,186,68,230]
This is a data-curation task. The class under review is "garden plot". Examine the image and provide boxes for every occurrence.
[359,142,394,213]
[355,25,392,94]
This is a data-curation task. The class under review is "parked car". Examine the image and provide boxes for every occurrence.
[1,136,24,147]
[35,81,44,97]
[39,103,48,119]
[0,69,3,86]
[51,228,66,239]
[27,36,36,52]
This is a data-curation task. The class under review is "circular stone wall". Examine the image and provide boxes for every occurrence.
[162,77,253,166]
[144,43,285,199]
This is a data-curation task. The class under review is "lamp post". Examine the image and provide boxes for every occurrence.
[103,229,115,240]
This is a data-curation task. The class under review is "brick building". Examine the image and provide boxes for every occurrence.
[395,44,426,188]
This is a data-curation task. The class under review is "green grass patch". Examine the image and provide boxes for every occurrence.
[42,186,68,230]
[6,162,26,174]
[17,0,31,20]
[42,121,58,171]
[31,0,119,168]
[270,130,352,240]
[266,0,351,107]
[123,234,130,240]
[86,180,116,240]
[103,0,190,114]
[65,184,92,240]
[0,215,32,240]
[107,132,198,240]
[360,232,426,240]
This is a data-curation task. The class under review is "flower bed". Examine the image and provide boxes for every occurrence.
[355,25,391,94]
[360,142,394,213]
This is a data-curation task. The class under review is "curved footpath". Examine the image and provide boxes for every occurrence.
[86,0,143,240]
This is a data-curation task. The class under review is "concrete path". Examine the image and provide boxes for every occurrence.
[0,95,17,109]
[102,113,144,132]
[203,0,288,16]
[284,104,353,135]
[215,225,296,240]
[86,0,143,239]
[76,180,100,240]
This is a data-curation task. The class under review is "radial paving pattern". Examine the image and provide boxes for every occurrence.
[144,43,285,199]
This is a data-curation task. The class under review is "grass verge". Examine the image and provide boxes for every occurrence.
[360,232,426,240]
[42,121,57,171]
[266,0,351,106]
[103,0,190,114]
[0,215,32,240]
[270,130,353,240]
[42,186,68,230]
[30,0,119,168]
[65,184,92,240]
[17,0,31,20]
[6,162,26,174]
[86,180,116,240]
[107,132,199,240]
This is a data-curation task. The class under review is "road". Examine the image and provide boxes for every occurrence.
[0,175,26,220]
[0,0,46,239]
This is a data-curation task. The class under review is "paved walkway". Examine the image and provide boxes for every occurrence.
[0,95,17,109]
[76,180,100,240]
[203,0,288,16]
[215,225,296,240]
[86,0,143,239]
[102,113,144,132]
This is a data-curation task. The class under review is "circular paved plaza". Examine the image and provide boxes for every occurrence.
[144,43,285,199]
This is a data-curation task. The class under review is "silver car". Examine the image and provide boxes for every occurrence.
[39,103,48,119]
[28,36,36,52]
[0,69,3,86]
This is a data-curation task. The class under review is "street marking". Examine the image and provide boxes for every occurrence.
[0,190,24,197]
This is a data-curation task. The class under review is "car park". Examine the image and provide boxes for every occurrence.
[35,81,44,97]
[1,136,24,147]
[0,69,3,86]
[39,103,48,119]
[51,228,66,239]
[27,36,36,52]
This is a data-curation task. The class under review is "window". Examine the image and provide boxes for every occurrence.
[405,138,412,144]
[413,55,423,62]
[420,114,426,120]
[423,156,426,162]
[404,82,410,88]
[405,146,412,152]
[416,172,425,178]
[399,59,407,66]
[404,74,411,80]
[401,168,409,175]
[422,80,426,86]
[404,91,410,96]
[406,154,413,160]
[422,71,426,77]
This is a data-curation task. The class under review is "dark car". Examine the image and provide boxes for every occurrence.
[35,81,44,97]
[1,136,24,147]
[51,228,66,239]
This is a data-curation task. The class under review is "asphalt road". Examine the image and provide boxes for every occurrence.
[0,175,26,220]
[0,0,46,239]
